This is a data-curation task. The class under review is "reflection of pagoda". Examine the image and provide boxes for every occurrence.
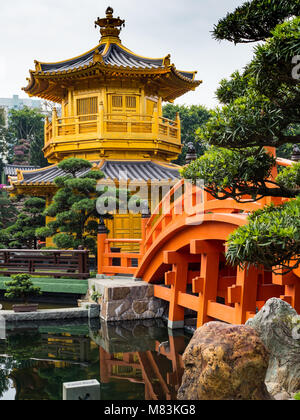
[9,7,201,242]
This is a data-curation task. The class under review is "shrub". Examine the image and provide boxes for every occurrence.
[5,274,42,304]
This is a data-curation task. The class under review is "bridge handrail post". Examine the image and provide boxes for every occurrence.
[97,218,110,275]
[141,213,151,256]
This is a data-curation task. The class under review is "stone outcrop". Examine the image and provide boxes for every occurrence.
[178,322,271,400]
[246,298,300,396]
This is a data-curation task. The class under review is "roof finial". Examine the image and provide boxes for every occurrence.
[95,7,125,43]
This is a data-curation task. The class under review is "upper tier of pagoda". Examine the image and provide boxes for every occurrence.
[23,7,201,103]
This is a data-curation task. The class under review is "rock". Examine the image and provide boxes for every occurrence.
[110,287,130,301]
[133,301,148,315]
[114,300,131,317]
[246,298,300,396]
[178,322,271,400]
[273,391,291,401]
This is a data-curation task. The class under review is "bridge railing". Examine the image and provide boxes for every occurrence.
[97,157,294,277]
[100,239,143,276]
[143,157,294,257]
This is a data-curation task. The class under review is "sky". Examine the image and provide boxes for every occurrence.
[0,0,256,109]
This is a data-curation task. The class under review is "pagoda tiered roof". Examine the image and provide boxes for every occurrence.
[23,8,201,102]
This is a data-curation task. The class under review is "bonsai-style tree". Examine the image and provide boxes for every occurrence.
[36,158,106,254]
[5,274,42,305]
[1,197,46,249]
[182,0,300,273]
[0,187,18,230]
[36,157,147,254]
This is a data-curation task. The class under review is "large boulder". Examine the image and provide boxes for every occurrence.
[178,322,271,400]
[246,298,300,396]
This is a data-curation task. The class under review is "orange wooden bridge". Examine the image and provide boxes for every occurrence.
[100,334,186,400]
[98,157,300,329]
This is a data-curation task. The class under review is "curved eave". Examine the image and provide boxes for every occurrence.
[23,63,201,103]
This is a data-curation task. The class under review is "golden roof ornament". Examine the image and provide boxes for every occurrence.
[95,7,125,42]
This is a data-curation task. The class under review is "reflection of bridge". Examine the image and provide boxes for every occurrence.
[100,335,186,400]
[98,157,300,329]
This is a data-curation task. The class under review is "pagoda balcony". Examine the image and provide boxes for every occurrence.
[44,108,181,162]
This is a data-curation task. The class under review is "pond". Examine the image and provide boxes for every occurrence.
[0,319,192,401]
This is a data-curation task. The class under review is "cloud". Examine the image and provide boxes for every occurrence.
[0,0,254,108]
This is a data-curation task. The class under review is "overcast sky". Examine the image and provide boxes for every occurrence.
[0,0,256,109]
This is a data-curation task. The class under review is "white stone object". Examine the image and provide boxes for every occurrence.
[63,380,100,401]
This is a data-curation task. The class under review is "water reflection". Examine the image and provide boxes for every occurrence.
[0,319,191,400]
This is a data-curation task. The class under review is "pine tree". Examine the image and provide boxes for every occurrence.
[1,197,46,249]
[0,188,18,230]
[36,158,105,254]
[182,0,300,273]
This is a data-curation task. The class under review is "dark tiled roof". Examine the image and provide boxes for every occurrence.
[40,43,164,74]
[39,43,194,82]
[100,161,179,181]
[18,161,180,185]
[20,165,92,184]
[4,164,40,177]
[177,71,195,81]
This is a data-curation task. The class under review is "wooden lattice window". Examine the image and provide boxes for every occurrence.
[112,96,123,108]
[77,97,98,120]
[126,96,137,109]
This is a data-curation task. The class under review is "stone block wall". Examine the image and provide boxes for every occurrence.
[88,278,168,322]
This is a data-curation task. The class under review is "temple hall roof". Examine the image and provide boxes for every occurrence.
[13,160,180,187]
[3,164,40,177]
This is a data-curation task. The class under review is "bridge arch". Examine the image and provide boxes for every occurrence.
[136,213,247,284]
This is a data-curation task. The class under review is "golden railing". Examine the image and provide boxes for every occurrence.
[44,109,181,147]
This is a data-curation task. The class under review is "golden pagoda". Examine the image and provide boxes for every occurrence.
[9,7,201,243]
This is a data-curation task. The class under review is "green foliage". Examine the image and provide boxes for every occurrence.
[0,107,5,127]
[200,13,300,151]
[249,17,300,97]
[226,198,300,273]
[181,147,278,201]
[41,158,105,254]
[5,274,42,303]
[213,0,300,43]
[91,285,102,303]
[0,189,18,229]
[197,91,289,149]
[6,107,48,167]
[277,162,300,191]
[57,158,92,176]
[216,71,250,105]
[184,0,300,272]
[6,331,42,362]
[294,393,300,401]
[0,108,7,172]
[163,104,211,164]
[0,364,10,399]
[1,197,45,249]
